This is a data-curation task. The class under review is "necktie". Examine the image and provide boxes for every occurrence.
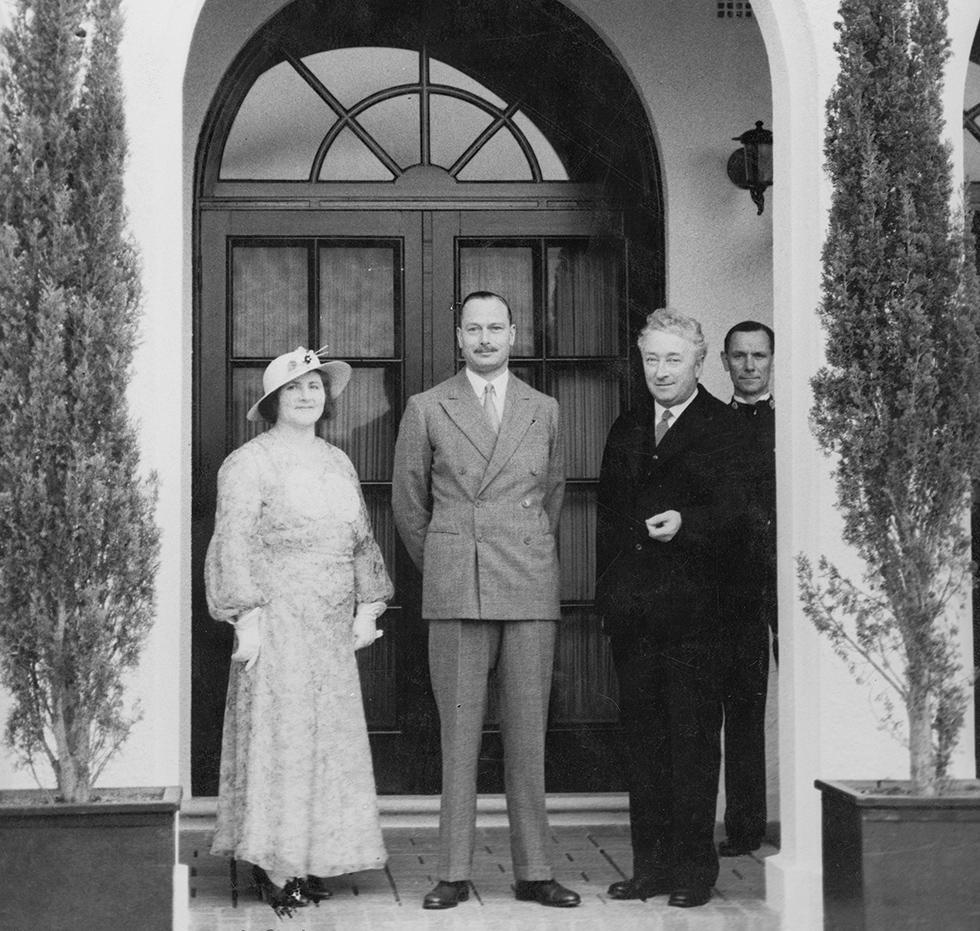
[483,383,500,435]
[655,408,672,446]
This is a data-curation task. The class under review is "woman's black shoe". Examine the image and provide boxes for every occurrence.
[251,866,308,917]
[300,874,334,903]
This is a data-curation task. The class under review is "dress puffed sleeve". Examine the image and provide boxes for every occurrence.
[205,447,268,622]
[338,453,394,607]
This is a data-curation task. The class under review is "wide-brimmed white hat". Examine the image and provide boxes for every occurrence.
[246,346,353,422]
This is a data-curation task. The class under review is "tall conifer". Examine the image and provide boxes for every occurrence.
[0,0,159,803]
[799,0,980,795]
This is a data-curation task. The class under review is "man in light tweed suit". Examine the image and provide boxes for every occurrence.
[392,291,579,910]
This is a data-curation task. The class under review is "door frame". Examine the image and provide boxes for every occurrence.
[192,199,638,794]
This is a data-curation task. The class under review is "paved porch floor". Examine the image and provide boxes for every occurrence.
[184,823,779,930]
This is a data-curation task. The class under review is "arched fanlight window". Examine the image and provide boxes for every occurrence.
[220,46,568,182]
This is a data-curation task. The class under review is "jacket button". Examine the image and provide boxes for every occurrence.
[634,542,643,551]
[530,467,539,475]
[521,498,531,508]
[523,536,532,545]
[475,500,483,508]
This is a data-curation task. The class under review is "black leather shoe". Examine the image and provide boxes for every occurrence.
[668,885,711,908]
[514,879,581,907]
[422,879,469,909]
[607,876,673,900]
[719,837,762,856]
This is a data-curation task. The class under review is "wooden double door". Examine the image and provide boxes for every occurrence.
[192,205,633,794]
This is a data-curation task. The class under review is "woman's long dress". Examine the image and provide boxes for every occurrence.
[205,430,393,879]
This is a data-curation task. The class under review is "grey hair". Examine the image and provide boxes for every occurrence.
[637,308,708,363]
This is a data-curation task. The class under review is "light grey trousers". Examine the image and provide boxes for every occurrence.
[427,618,558,881]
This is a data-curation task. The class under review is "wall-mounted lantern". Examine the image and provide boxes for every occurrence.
[727,120,773,215]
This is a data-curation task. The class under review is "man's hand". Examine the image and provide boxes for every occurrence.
[646,510,681,542]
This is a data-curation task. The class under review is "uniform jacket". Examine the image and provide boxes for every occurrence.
[723,398,776,603]
[392,369,565,620]
[595,385,745,644]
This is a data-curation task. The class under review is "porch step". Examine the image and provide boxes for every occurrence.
[181,792,630,831]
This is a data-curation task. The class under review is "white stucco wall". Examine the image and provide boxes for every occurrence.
[568,0,774,400]
[966,61,980,182]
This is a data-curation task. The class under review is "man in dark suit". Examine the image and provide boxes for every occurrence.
[717,320,777,857]
[392,291,579,910]
[596,308,744,909]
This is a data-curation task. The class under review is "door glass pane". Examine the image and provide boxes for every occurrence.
[362,486,397,591]
[231,245,308,357]
[357,95,421,168]
[429,94,494,169]
[357,488,397,728]
[321,366,397,482]
[221,63,334,180]
[551,607,618,724]
[428,60,506,108]
[358,608,396,727]
[458,244,534,354]
[302,48,419,109]
[230,367,267,450]
[319,243,398,358]
[319,128,395,181]
[514,111,568,181]
[549,365,621,479]
[457,126,532,180]
[559,486,596,602]
[546,240,623,356]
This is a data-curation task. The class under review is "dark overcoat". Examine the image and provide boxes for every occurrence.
[595,385,744,645]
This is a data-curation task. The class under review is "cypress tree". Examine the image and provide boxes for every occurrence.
[798,0,980,795]
[0,0,159,803]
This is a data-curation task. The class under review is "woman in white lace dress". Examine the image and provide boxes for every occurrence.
[205,346,393,915]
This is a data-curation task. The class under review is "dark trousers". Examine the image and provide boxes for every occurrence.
[613,638,723,890]
[721,600,772,846]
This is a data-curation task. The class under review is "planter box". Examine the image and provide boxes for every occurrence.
[0,785,182,931]
[815,779,980,930]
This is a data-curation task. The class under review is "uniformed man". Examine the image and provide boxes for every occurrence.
[717,320,776,857]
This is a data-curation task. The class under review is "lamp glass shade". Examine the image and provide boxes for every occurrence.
[738,121,773,188]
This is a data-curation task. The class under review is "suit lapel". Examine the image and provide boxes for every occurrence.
[653,388,711,465]
[479,375,536,493]
[439,370,497,462]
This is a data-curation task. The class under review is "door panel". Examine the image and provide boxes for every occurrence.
[193,210,420,794]
[436,212,629,790]
[193,207,631,794]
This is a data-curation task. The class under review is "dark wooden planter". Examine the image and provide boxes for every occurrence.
[815,778,980,930]
[0,785,182,931]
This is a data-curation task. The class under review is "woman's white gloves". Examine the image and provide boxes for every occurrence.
[230,606,262,671]
[353,600,387,650]
[230,601,386,663]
